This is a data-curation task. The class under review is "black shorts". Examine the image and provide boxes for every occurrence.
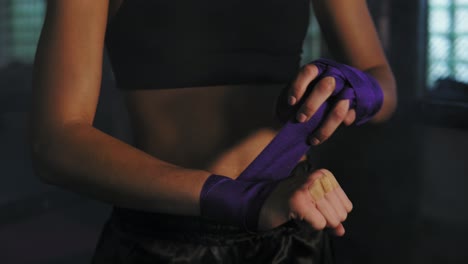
[92,207,334,264]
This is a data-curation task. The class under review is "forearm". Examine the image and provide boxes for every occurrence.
[311,0,397,123]
[31,123,211,215]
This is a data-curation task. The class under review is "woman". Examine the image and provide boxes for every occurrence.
[30,0,396,262]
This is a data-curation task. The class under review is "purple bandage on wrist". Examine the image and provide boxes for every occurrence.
[311,58,384,125]
[200,174,277,230]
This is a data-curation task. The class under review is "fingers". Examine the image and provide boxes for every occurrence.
[300,202,327,231]
[333,223,346,237]
[308,178,325,200]
[289,63,355,142]
[288,64,320,106]
[321,172,348,220]
[296,77,336,123]
[321,169,353,213]
[308,99,350,145]
[288,64,353,144]
[307,169,337,199]
[325,191,347,222]
[316,198,341,229]
[304,169,351,233]
[334,186,353,213]
[343,109,356,126]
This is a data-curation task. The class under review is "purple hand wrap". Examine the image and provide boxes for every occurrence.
[199,175,277,230]
[311,58,384,125]
[200,58,383,230]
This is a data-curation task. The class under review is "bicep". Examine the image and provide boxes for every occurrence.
[32,0,109,133]
[311,0,388,70]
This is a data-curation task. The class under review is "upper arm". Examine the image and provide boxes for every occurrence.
[32,0,110,135]
[311,0,388,70]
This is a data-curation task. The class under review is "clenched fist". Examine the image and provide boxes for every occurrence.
[258,163,352,236]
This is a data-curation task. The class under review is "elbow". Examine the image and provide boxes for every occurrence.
[29,122,91,186]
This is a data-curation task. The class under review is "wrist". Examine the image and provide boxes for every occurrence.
[200,174,278,231]
[311,58,385,125]
[364,66,397,123]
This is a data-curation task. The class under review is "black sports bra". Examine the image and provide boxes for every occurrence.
[105,0,311,90]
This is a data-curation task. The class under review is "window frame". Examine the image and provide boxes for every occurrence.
[419,0,468,129]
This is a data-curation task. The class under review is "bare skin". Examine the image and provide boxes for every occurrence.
[30,0,396,234]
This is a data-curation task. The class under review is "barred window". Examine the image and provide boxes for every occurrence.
[427,0,468,88]
[0,0,45,67]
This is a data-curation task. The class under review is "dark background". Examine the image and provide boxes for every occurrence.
[1,0,467,263]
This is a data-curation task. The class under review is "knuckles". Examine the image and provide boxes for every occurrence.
[318,168,334,178]
[307,169,326,183]
[311,217,327,230]
[301,103,318,116]
[332,104,348,120]
[313,131,328,142]
[346,200,354,213]
[339,212,348,222]
[328,219,341,229]
[302,64,318,76]
[317,77,335,94]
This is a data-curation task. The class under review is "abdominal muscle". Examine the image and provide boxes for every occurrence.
[107,2,287,178]
[123,84,285,178]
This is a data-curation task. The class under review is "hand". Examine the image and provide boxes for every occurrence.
[258,164,352,236]
[288,63,357,146]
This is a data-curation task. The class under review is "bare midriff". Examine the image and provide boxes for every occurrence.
[122,84,285,178]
